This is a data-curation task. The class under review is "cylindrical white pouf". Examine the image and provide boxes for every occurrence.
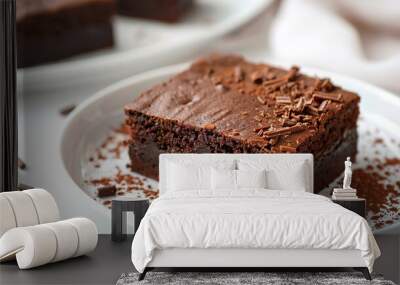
[0,192,39,227]
[0,218,98,269]
[24,189,60,224]
[43,221,79,262]
[0,196,17,237]
[0,226,57,269]
[65,218,98,257]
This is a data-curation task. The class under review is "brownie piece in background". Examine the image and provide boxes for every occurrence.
[125,55,360,192]
[16,0,115,68]
[117,0,193,23]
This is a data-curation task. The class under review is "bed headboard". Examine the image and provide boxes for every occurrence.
[159,153,314,195]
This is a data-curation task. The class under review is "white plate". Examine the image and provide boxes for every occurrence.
[61,60,400,235]
[19,0,271,95]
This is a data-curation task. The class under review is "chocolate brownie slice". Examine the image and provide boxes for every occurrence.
[125,55,360,192]
[117,0,193,23]
[16,0,115,68]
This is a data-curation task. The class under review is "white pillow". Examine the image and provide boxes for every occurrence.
[211,169,268,191]
[166,159,236,193]
[267,162,307,191]
[236,169,267,189]
[211,168,236,190]
[167,162,211,191]
[238,159,309,192]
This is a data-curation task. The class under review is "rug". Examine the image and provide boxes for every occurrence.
[116,272,396,285]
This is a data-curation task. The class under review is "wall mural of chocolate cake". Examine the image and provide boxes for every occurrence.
[9,1,400,281]
[124,54,360,192]
[67,53,399,233]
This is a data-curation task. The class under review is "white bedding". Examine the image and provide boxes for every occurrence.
[131,190,380,273]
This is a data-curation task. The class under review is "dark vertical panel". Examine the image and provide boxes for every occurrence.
[0,0,18,192]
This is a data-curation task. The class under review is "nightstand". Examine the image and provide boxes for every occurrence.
[111,197,150,242]
[332,198,366,218]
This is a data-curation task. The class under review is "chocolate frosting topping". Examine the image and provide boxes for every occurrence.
[125,55,360,151]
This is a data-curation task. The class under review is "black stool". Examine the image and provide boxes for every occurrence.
[111,197,149,242]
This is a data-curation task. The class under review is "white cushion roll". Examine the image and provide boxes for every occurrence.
[1,192,39,227]
[65,218,98,257]
[24,189,60,224]
[0,226,57,269]
[42,221,79,262]
[0,218,98,269]
[0,196,17,237]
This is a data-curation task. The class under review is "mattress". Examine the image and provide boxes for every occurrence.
[131,190,380,272]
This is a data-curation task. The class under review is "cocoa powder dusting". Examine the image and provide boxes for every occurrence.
[353,170,391,214]
[351,157,400,229]
[384,158,400,166]
[87,123,159,203]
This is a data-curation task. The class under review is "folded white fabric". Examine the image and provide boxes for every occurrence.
[0,218,98,269]
[270,0,400,93]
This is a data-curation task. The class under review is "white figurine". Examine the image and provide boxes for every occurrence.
[332,157,358,199]
[343,157,353,189]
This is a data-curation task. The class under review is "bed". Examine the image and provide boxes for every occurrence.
[131,154,380,281]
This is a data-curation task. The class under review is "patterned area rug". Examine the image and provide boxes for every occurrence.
[117,272,395,285]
